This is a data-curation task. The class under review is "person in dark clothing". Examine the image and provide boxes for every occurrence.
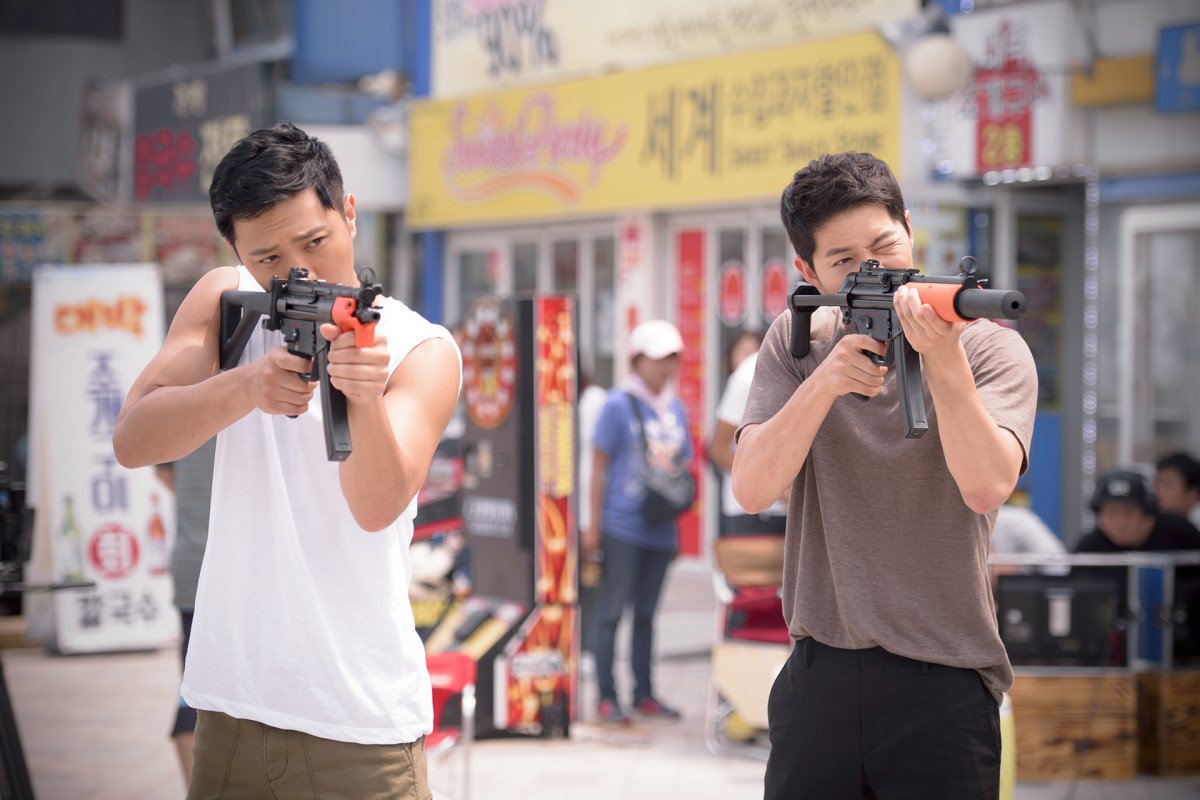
[1075,469,1200,553]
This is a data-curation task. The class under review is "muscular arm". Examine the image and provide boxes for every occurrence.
[731,381,834,514]
[113,268,256,467]
[337,337,461,532]
[732,332,887,513]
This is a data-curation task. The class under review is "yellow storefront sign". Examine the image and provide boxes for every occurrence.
[408,31,900,229]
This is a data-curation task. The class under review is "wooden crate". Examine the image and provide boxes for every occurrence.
[1008,672,1138,780]
[1138,670,1200,775]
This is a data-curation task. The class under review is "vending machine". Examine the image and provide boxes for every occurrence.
[423,295,579,738]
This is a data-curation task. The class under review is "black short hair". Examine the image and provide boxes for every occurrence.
[780,152,909,268]
[209,121,344,244]
[1157,451,1200,491]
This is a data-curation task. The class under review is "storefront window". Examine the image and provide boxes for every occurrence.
[513,241,537,293]
[552,240,578,293]
[592,235,615,388]
[759,226,790,328]
[1015,214,1065,409]
[459,249,496,312]
[717,228,748,380]
[1131,230,1200,461]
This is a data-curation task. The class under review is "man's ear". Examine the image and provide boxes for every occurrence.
[343,193,357,239]
[793,256,819,286]
[903,208,913,238]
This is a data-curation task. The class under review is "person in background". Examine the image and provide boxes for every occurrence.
[165,438,216,790]
[582,320,692,726]
[991,503,1066,559]
[578,369,610,566]
[1154,451,1200,529]
[989,503,1067,587]
[708,330,787,540]
[1075,469,1200,553]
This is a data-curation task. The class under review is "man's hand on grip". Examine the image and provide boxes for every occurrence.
[250,347,317,416]
[813,334,888,399]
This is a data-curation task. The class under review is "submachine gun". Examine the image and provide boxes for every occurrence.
[219,267,383,462]
[790,257,1027,439]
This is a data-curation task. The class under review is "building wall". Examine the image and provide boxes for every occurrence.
[1089,0,1200,172]
[0,0,213,189]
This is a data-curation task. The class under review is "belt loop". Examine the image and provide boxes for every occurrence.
[920,661,930,675]
[801,638,814,667]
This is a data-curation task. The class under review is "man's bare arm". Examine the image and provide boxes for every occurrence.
[894,285,1023,514]
[732,383,832,514]
[337,337,461,532]
[113,268,256,467]
[733,333,887,513]
[922,346,1023,514]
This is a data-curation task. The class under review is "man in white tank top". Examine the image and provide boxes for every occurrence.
[114,122,461,799]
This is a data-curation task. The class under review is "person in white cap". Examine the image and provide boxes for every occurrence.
[582,319,692,725]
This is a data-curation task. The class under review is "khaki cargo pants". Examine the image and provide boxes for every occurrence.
[187,710,432,800]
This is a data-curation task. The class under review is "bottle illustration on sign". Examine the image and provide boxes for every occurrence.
[146,493,168,576]
[59,495,85,582]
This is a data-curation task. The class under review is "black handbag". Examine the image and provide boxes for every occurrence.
[625,393,696,525]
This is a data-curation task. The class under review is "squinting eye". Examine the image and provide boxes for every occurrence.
[259,255,278,265]
[308,237,325,248]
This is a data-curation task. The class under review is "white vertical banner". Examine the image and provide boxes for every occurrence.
[28,264,177,653]
[614,215,656,385]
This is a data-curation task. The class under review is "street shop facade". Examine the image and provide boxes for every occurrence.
[407,30,910,559]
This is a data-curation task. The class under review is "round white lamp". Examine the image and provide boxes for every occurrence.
[905,34,973,101]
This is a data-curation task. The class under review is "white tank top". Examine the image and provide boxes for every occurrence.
[181,265,458,744]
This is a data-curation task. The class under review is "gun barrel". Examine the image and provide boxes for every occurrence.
[954,287,1026,321]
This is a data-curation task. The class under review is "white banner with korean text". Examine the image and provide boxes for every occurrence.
[27,264,177,653]
[432,0,917,99]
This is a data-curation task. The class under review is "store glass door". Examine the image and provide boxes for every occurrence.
[1122,214,1200,463]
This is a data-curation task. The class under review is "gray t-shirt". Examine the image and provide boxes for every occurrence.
[738,307,1037,704]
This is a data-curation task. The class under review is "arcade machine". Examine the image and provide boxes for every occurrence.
[410,395,468,639]
[423,295,579,739]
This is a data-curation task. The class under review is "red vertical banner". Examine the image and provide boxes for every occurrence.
[530,295,579,724]
[675,230,706,558]
[532,295,577,607]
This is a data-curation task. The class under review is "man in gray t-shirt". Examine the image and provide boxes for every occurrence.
[733,153,1036,800]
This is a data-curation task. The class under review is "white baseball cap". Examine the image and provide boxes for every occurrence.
[629,319,684,361]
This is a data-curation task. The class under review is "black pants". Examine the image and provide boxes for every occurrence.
[765,637,1000,800]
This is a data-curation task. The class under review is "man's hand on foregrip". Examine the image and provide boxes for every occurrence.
[249,347,317,416]
[893,284,966,358]
[320,323,390,405]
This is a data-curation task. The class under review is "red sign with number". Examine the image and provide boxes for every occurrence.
[972,21,1045,172]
